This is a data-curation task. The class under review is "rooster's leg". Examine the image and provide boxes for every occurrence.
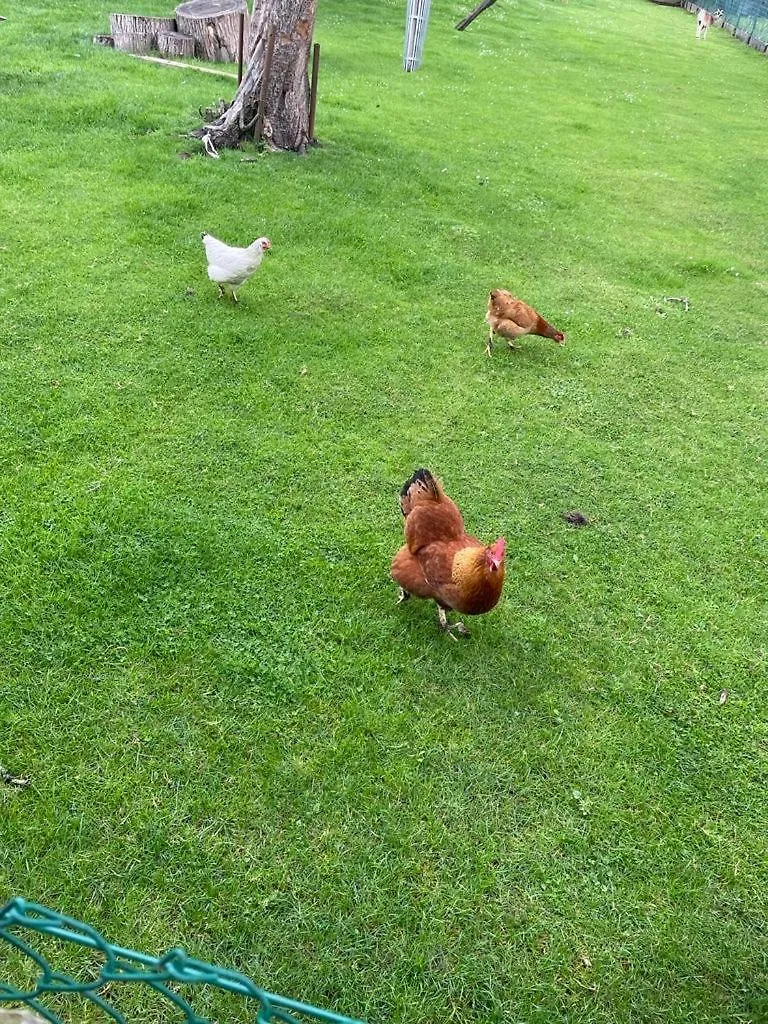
[397,587,411,604]
[231,290,238,304]
[217,284,225,299]
[485,329,494,358]
[437,606,470,640]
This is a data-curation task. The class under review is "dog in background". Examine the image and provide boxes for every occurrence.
[696,7,715,38]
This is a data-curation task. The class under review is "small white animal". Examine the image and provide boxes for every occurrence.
[201,232,271,302]
[696,7,714,39]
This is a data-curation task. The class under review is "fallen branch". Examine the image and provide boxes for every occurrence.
[123,51,237,78]
[456,0,498,31]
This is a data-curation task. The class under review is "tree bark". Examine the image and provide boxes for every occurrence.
[197,0,317,153]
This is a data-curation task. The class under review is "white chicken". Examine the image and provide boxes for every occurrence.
[201,232,271,302]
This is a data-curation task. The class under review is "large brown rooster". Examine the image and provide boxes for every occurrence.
[485,288,564,356]
[391,469,506,638]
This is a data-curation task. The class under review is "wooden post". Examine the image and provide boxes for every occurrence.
[255,28,276,141]
[308,42,320,142]
[455,0,497,31]
[237,11,245,83]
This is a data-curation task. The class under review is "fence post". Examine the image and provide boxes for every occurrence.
[308,42,320,142]
[237,11,245,83]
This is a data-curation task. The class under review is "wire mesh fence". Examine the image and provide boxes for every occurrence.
[0,898,365,1024]
[403,0,432,70]
[688,0,768,48]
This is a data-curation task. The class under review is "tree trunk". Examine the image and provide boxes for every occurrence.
[175,0,247,61]
[198,0,317,153]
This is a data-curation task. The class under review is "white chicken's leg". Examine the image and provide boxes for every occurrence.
[231,289,238,303]
[217,284,225,299]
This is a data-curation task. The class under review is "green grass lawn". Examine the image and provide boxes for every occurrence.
[1,0,767,1021]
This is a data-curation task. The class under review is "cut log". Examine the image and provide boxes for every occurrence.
[175,0,247,62]
[110,13,177,53]
[113,30,153,53]
[157,30,195,57]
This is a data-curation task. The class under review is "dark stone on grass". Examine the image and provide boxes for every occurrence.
[1,765,30,788]
[563,510,590,527]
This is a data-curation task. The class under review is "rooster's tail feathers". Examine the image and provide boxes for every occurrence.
[399,468,443,516]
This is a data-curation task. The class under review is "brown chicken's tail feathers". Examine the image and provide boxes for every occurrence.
[399,468,444,516]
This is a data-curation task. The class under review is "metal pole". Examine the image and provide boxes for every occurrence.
[237,11,245,84]
[255,28,276,142]
[308,42,320,142]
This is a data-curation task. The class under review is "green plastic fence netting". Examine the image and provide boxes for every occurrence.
[697,0,768,46]
[0,898,364,1024]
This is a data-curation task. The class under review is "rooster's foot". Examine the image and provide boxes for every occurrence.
[506,341,519,350]
[437,606,470,640]
[397,587,411,604]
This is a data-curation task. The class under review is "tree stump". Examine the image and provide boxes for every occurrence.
[157,30,195,57]
[175,0,247,62]
[109,13,177,53]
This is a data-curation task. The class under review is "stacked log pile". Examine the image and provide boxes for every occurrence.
[109,12,177,53]
[97,0,246,61]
